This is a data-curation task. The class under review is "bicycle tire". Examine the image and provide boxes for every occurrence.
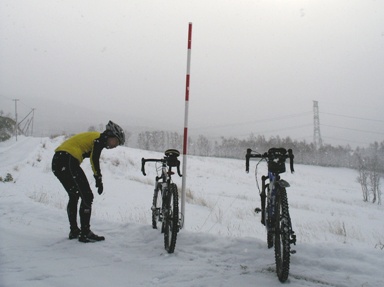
[163,183,179,253]
[267,231,274,249]
[274,187,291,282]
[152,183,163,230]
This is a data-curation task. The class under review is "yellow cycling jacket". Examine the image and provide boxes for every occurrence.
[55,132,104,176]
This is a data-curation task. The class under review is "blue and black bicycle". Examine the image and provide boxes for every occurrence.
[246,148,297,282]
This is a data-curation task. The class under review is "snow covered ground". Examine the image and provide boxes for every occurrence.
[1,136,383,287]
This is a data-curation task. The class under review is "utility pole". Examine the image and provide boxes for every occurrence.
[31,108,35,136]
[13,99,19,141]
[313,100,323,149]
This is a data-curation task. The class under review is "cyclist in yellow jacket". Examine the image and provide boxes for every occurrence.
[52,121,125,242]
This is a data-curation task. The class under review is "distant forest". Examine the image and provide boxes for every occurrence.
[136,130,384,171]
[1,117,382,172]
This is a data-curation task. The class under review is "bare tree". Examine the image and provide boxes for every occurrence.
[88,125,97,132]
[356,154,369,202]
[367,143,382,204]
[123,130,132,146]
[356,144,383,204]
[368,156,380,203]
[196,135,211,156]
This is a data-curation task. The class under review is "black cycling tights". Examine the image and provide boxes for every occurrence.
[52,152,94,231]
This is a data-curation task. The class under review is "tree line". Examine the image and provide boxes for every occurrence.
[136,130,383,204]
[136,131,378,168]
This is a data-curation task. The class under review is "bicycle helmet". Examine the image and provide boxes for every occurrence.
[105,120,125,146]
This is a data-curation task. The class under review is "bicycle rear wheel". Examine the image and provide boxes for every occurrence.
[152,183,163,229]
[163,183,179,253]
[274,187,291,283]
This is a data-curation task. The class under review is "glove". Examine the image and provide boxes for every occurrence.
[94,175,104,195]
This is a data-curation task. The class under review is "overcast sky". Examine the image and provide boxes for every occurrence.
[1,0,383,147]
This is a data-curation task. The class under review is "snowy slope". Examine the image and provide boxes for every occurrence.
[1,136,383,287]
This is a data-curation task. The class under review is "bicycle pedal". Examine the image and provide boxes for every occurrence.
[290,250,297,254]
[255,207,262,213]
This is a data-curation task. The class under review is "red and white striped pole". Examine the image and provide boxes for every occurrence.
[181,22,192,228]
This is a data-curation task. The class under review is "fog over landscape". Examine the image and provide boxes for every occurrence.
[1,0,384,147]
[1,2,384,285]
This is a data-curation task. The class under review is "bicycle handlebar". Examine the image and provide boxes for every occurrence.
[141,157,182,177]
[245,148,295,174]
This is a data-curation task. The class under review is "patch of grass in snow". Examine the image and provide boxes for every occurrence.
[1,173,14,182]
[29,187,65,210]
[327,220,347,242]
[184,188,210,208]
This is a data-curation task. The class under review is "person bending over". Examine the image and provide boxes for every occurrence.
[52,121,125,243]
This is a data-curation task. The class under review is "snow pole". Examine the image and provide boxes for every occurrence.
[181,22,192,229]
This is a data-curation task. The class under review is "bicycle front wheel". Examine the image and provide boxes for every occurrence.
[152,183,163,230]
[163,183,179,253]
[274,187,291,283]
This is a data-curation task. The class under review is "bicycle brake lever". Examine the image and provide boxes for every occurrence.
[288,149,295,173]
[177,164,182,177]
[245,149,251,173]
[141,158,147,176]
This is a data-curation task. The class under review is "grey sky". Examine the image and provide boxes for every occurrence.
[1,0,383,147]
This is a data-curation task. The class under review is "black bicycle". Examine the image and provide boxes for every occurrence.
[141,149,182,253]
[246,148,297,283]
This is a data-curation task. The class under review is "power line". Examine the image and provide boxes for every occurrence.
[322,136,371,146]
[258,124,313,135]
[320,112,384,123]
[191,111,312,130]
[320,101,383,114]
[0,94,15,101]
[321,124,384,135]
[200,124,313,141]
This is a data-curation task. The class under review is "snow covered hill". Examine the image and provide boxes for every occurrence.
[1,136,383,287]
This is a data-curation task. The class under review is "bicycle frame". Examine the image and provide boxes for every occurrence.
[152,161,169,224]
[261,171,291,230]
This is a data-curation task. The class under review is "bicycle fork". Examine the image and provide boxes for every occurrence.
[255,176,297,250]
[255,175,267,226]
[151,186,163,222]
[255,175,269,226]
